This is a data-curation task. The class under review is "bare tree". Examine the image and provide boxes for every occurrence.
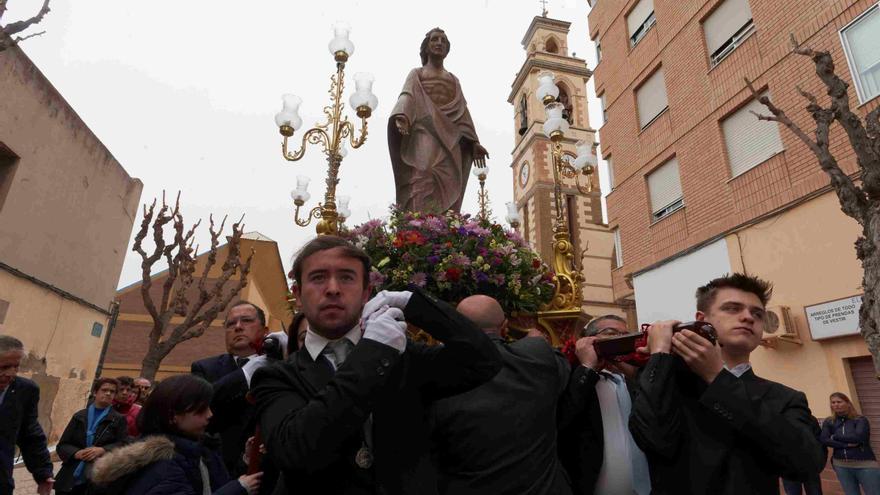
[0,0,51,52]
[133,193,253,380]
[747,35,880,373]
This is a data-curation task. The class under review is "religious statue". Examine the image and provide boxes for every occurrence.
[388,27,489,214]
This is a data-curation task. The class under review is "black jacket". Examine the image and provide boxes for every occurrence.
[428,336,572,495]
[251,287,503,495]
[629,353,826,494]
[191,352,254,474]
[821,415,877,461]
[556,365,640,494]
[0,377,52,495]
[55,406,129,492]
[90,434,246,495]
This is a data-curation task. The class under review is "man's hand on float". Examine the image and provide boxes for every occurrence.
[672,329,723,384]
[362,290,412,320]
[395,116,411,136]
[362,306,407,353]
[637,320,678,355]
[575,336,602,369]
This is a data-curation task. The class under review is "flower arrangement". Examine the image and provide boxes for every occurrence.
[340,207,556,314]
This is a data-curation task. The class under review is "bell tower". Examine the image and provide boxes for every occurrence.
[509,15,621,320]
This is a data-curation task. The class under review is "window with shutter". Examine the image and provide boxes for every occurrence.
[703,0,754,66]
[627,0,656,47]
[647,157,684,220]
[636,68,668,129]
[600,93,608,124]
[607,156,615,190]
[722,94,785,178]
[841,5,880,103]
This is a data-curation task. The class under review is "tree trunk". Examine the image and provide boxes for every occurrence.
[139,347,168,382]
[860,214,880,376]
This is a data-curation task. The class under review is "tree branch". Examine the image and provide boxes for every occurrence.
[745,77,869,224]
[1,0,50,35]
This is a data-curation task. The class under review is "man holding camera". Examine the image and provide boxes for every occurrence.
[191,300,269,473]
[630,273,825,494]
[558,315,651,495]
[251,235,502,494]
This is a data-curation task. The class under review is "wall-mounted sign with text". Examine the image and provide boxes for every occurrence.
[804,294,862,340]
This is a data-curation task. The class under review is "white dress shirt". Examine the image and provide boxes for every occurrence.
[304,325,362,369]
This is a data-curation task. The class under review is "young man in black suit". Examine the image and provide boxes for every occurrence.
[428,295,572,495]
[191,300,270,473]
[251,235,503,495]
[0,335,53,495]
[630,273,826,494]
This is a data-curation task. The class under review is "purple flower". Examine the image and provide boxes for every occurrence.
[427,255,441,264]
[476,272,489,284]
[369,270,386,287]
[492,274,506,285]
[411,272,427,287]
[426,216,445,231]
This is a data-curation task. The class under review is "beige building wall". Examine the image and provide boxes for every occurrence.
[726,191,867,412]
[0,46,142,442]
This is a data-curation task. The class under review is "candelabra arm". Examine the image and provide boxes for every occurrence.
[293,201,323,227]
[282,128,330,162]
[346,116,370,149]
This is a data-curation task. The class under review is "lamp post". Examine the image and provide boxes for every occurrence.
[273,22,378,235]
[472,164,491,222]
[535,71,598,314]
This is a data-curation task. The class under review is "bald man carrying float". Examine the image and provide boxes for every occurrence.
[427,295,573,495]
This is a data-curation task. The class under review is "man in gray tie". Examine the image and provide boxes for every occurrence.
[251,235,502,495]
[558,315,651,495]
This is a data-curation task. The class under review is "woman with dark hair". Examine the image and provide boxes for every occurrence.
[821,392,880,495]
[55,377,129,494]
[90,374,262,494]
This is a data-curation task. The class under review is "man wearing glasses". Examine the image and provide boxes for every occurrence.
[558,315,651,495]
[132,378,152,406]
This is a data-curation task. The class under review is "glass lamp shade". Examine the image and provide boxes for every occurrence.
[535,71,559,103]
[505,201,521,224]
[573,140,598,170]
[328,22,355,58]
[472,165,489,178]
[275,94,303,130]
[291,175,311,202]
[349,73,378,111]
[338,142,348,158]
[337,195,351,219]
[542,102,569,136]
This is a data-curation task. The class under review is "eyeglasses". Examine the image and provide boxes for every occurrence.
[595,327,626,337]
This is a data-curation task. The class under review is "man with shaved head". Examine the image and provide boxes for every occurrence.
[428,295,573,495]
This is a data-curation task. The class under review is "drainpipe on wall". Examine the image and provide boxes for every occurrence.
[94,300,120,379]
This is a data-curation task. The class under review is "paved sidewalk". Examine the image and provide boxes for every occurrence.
[11,461,62,495]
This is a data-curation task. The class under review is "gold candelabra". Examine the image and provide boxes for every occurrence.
[533,71,599,336]
[273,23,377,236]
[474,165,491,222]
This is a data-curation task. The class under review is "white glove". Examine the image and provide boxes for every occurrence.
[241,355,269,386]
[362,306,407,353]
[362,290,413,320]
[266,330,289,357]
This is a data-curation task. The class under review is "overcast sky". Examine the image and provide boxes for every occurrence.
[8,0,606,288]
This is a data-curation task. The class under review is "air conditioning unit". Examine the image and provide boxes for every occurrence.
[760,305,802,348]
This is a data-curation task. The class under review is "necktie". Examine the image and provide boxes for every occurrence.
[605,373,652,495]
[236,357,249,368]
[322,339,354,371]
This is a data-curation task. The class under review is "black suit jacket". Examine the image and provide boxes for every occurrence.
[251,287,503,495]
[55,406,129,492]
[629,353,826,494]
[556,365,639,495]
[427,336,572,495]
[191,353,253,474]
[0,377,52,495]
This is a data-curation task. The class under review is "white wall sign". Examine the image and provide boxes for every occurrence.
[805,295,862,340]
[633,239,732,324]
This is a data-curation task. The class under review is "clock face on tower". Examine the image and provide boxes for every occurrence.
[519,162,530,187]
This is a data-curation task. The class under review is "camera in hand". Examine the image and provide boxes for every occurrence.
[593,321,718,367]
[260,335,285,360]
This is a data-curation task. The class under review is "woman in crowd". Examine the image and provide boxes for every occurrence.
[113,375,142,437]
[90,374,262,495]
[821,392,880,495]
[54,377,129,494]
